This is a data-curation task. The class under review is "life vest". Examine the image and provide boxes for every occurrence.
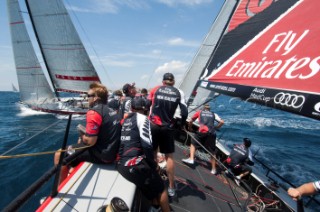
[90,104,121,163]
[198,110,216,134]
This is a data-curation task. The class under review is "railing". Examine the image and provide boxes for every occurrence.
[4,115,74,212]
[253,155,320,210]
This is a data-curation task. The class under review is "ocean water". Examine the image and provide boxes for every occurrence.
[0,91,319,211]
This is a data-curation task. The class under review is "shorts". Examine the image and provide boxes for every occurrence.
[117,159,165,200]
[151,123,175,154]
[191,132,216,155]
[231,164,252,176]
[66,143,102,167]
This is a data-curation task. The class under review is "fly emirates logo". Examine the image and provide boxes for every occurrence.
[226,30,320,80]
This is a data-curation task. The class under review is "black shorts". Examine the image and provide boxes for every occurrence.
[117,159,165,200]
[191,132,216,155]
[66,143,102,167]
[151,123,175,154]
[231,164,252,176]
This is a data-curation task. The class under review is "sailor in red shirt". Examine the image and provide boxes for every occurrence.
[148,73,188,197]
[54,82,121,184]
[182,104,224,175]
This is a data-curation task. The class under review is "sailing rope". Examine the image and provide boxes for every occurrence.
[0,145,92,159]
[182,129,281,211]
[183,129,252,210]
[183,129,228,171]
[1,119,63,156]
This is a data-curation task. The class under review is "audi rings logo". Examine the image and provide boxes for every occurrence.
[274,92,305,109]
[314,102,320,113]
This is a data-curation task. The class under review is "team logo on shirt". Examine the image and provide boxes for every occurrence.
[91,125,98,130]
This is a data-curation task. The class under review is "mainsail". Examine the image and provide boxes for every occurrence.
[194,0,319,121]
[25,0,100,94]
[12,83,18,92]
[7,0,54,104]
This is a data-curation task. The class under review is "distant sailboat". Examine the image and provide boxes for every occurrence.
[7,0,100,114]
[12,83,18,92]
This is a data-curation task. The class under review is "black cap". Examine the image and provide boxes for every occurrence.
[108,99,120,110]
[243,138,251,147]
[204,103,210,109]
[163,73,175,81]
[131,96,146,110]
[141,88,148,95]
[122,83,135,94]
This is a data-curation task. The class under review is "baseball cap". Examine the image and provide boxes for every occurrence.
[243,138,252,147]
[163,73,175,81]
[122,83,135,94]
[131,96,146,110]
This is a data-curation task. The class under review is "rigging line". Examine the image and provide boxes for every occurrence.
[183,129,254,210]
[145,54,164,89]
[52,163,91,211]
[65,0,116,88]
[0,145,92,159]
[183,130,228,171]
[176,160,247,202]
[174,174,239,206]
[0,119,62,156]
[187,95,218,114]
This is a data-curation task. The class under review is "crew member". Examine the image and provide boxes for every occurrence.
[54,82,121,184]
[226,138,254,185]
[288,181,320,200]
[182,103,224,174]
[117,97,170,212]
[120,83,137,118]
[148,72,188,197]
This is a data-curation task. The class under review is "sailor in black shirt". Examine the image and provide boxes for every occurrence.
[120,82,137,119]
[226,138,254,185]
[148,73,188,197]
[117,97,170,212]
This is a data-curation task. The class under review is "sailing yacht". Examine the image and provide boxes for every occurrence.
[7,0,100,115]
[4,0,319,211]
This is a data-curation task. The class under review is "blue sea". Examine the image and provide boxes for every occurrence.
[0,91,319,211]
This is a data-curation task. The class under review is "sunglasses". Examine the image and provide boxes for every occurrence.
[87,93,95,98]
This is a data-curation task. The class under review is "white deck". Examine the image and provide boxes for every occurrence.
[38,162,136,212]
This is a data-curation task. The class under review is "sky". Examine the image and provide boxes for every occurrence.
[0,0,224,91]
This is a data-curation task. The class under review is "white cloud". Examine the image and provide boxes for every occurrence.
[167,37,199,47]
[154,60,189,85]
[67,0,149,14]
[156,0,213,7]
[141,74,149,80]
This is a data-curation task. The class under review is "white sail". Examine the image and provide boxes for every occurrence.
[26,0,100,94]
[179,0,238,109]
[7,0,54,104]
[12,83,18,92]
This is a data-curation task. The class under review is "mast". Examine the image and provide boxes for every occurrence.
[178,0,239,107]
[24,0,60,99]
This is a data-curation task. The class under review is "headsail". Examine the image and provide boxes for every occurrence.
[178,0,238,105]
[25,0,100,94]
[197,0,320,121]
[7,0,54,104]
